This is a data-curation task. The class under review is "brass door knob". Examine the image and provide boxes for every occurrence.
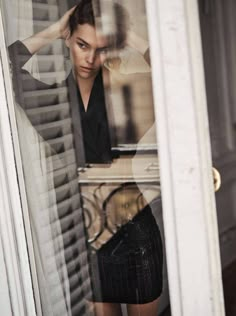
[212,167,221,192]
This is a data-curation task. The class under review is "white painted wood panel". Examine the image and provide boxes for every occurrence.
[146,0,225,315]
[0,237,12,316]
[0,7,37,316]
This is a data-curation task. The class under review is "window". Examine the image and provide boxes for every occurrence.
[0,0,167,315]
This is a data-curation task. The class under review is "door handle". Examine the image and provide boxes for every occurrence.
[212,167,221,192]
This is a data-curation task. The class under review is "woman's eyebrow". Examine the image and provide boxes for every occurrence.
[76,37,111,50]
[97,45,110,50]
[76,37,90,46]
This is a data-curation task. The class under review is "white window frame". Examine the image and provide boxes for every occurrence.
[145,0,225,315]
[0,0,226,315]
[0,6,38,316]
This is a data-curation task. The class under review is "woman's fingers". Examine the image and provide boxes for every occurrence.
[59,6,77,39]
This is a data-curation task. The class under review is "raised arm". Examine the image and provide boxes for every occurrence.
[127,30,150,65]
[22,6,75,55]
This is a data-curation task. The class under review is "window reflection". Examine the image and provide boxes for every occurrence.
[2,0,168,315]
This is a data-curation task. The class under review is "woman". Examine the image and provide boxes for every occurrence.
[9,1,163,315]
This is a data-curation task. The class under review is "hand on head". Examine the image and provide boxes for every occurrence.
[58,6,77,40]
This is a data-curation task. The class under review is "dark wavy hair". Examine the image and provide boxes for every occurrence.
[68,0,130,49]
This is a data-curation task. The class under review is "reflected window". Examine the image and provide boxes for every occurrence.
[1,0,169,315]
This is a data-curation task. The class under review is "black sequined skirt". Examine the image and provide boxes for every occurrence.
[89,202,163,304]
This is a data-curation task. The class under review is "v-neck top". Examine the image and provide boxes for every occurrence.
[69,70,112,164]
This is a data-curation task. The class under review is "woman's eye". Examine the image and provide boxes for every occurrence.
[97,48,108,55]
[78,43,86,49]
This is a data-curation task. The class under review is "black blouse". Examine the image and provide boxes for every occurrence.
[8,40,112,166]
[73,70,112,164]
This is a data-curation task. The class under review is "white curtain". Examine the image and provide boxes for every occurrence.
[16,104,72,316]
[2,0,40,79]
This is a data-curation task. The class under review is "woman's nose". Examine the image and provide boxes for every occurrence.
[86,50,96,64]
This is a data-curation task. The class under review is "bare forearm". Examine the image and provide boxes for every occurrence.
[22,6,75,55]
[128,31,148,54]
[127,30,150,65]
[22,22,61,55]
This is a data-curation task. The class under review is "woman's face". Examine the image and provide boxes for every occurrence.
[66,23,110,80]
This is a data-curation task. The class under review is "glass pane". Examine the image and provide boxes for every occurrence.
[1,0,170,315]
[199,1,236,315]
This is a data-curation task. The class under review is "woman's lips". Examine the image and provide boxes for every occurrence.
[81,66,93,72]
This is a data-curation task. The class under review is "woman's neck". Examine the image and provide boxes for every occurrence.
[75,73,96,111]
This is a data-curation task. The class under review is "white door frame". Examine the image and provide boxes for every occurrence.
[145,0,225,315]
[0,6,37,316]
